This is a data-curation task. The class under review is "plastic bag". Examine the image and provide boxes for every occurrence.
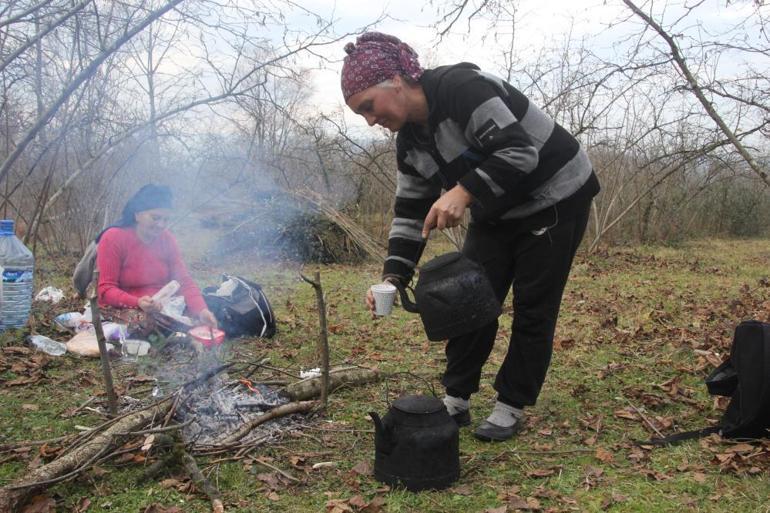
[35,286,64,303]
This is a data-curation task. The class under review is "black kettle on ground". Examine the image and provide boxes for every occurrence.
[370,395,459,491]
[394,252,502,341]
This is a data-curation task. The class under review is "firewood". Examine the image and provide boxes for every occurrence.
[0,400,172,513]
[219,400,318,445]
[281,367,379,401]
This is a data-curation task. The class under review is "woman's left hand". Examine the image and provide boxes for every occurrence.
[198,309,218,329]
[422,184,473,237]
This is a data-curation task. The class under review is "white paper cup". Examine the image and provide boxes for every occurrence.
[124,339,150,356]
[371,283,397,316]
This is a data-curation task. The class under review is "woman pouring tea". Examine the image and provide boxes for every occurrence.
[347,32,600,441]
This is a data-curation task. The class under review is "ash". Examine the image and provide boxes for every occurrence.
[178,377,292,448]
[148,341,295,449]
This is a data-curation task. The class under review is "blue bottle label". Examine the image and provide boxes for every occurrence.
[2,269,33,283]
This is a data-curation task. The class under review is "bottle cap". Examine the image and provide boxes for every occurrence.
[0,220,14,236]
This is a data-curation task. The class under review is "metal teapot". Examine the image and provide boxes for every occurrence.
[369,395,459,491]
[394,252,502,341]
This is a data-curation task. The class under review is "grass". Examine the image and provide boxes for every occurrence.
[1,238,769,512]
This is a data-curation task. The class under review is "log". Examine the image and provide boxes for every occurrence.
[281,367,379,401]
[0,401,171,513]
[219,401,317,445]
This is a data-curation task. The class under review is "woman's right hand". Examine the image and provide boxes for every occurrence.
[365,277,398,319]
[138,296,161,313]
[365,288,377,318]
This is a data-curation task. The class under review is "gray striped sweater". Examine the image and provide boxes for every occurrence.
[384,62,599,282]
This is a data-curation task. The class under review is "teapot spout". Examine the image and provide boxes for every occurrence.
[369,411,385,434]
[393,281,419,314]
[369,411,394,453]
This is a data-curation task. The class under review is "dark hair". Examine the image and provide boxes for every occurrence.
[96,184,172,242]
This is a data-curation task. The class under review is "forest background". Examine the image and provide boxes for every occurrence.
[2,2,770,512]
[1,0,769,261]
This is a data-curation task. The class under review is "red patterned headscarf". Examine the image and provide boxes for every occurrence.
[341,32,424,101]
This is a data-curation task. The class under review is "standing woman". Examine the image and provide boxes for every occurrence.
[346,32,600,441]
[96,184,217,337]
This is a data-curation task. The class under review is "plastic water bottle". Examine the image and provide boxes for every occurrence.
[0,219,34,331]
[26,334,67,356]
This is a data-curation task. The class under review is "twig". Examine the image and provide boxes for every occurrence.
[58,396,95,418]
[181,363,235,393]
[299,271,330,409]
[218,401,317,445]
[252,364,300,380]
[90,270,118,416]
[114,418,195,437]
[625,398,665,439]
[182,451,224,513]
[253,458,300,483]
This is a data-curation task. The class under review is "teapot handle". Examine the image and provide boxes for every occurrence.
[392,281,419,314]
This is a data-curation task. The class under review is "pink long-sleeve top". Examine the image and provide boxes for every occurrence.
[96,226,207,314]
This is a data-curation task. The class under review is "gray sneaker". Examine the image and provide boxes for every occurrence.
[473,414,526,442]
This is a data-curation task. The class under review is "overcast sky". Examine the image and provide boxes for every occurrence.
[283,0,762,131]
[302,0,624,121]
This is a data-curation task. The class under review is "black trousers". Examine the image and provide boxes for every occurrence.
[442,200,591,407]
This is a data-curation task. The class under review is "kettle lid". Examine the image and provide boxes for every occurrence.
[392,394,444,414]
[420,252,462,272]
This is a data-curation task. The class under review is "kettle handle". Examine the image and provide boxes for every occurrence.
[392,281,419,314]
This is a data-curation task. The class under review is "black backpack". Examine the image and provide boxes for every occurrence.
[203,275,276,339]
[650,320,770,444]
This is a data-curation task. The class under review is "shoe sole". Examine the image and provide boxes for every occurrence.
[473,422,523,442]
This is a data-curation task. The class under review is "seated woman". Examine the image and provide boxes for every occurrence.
[96,184,217,337]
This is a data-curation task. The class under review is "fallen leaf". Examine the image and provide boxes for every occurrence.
[326,499,354,512]
[141,434,155,452]
[613,408,637,421]
[21,404,39,411]
[73,497,92,512]
[360,496,386,513]
[256,472,282,490]
[21,495,55,513]
[595,447,614,463]
[484,507,507,513]
[527,467,556,478]
[451,483,473,495]
[350,460,372,476]
[159,478,183,489]
[725,443,754,454]
[507,495,530,508]
[348,495,368,508]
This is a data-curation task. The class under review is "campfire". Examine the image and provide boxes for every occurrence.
[0,272,379,513]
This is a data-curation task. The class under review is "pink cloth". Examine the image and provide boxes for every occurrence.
[341,32,423,101]
[96,227,207,314]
